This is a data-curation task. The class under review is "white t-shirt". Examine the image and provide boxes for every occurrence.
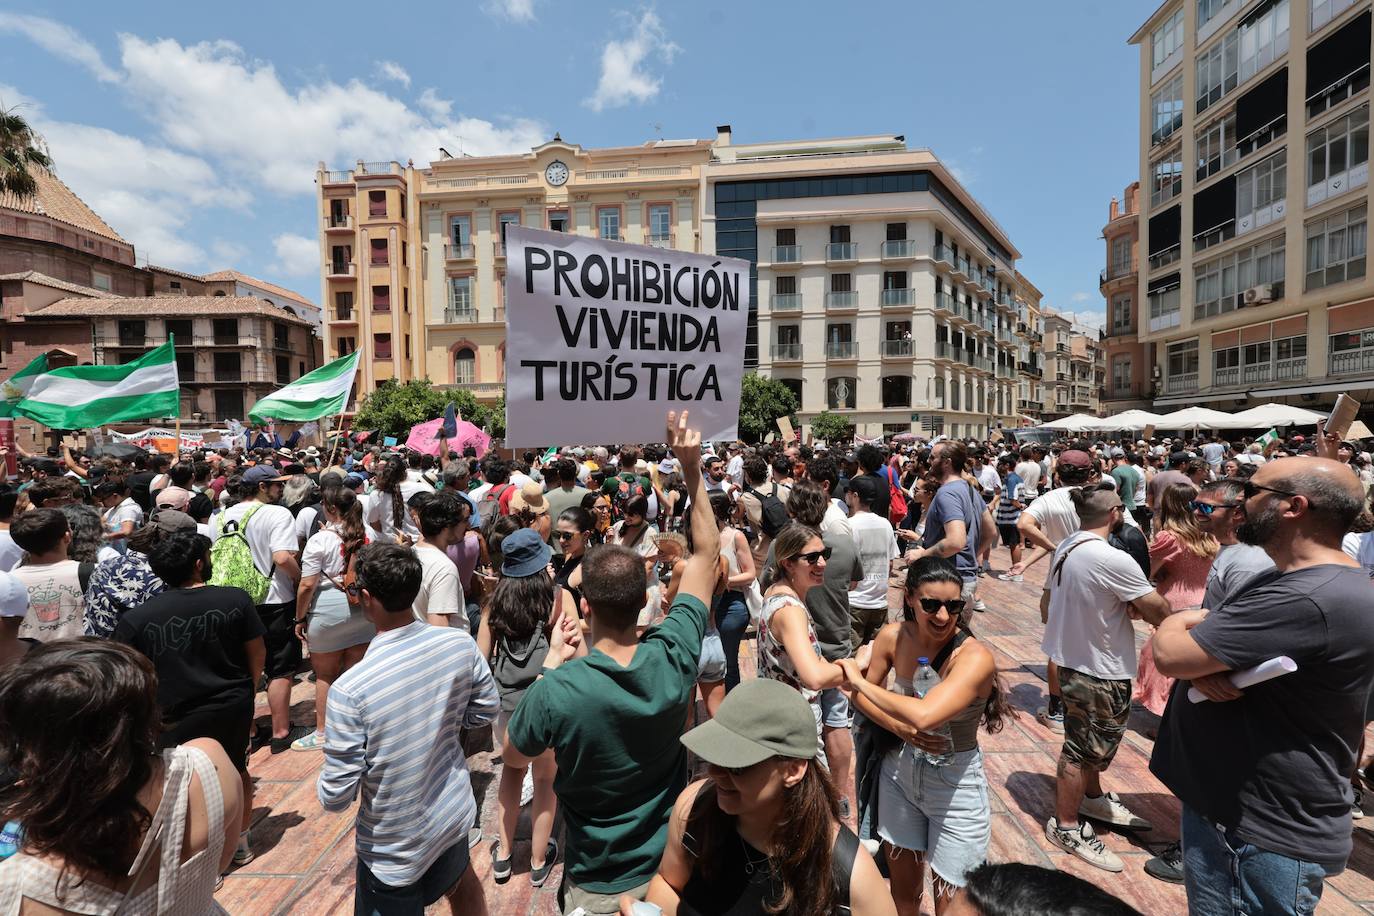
[1023,485,1138,543]
[847,511,898,610]
[295,506,320,546]
[976,465,1001,496]
[726,454,744,487]
[14,559,85,642]
[1042,531,1153,680]
[0,530,22,572]
[211,500,300,604]
[413,543,464,627]
[820,502,853,538]
[104,497,143,538]
[301,526,348,583]
[366,480,429,543]
[1014,461,1041,495]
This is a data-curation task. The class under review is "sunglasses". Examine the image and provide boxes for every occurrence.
[555,531,580,542]
[794,547,832,565]
[1241,480,1298,501]
[917,597,966,615]
[1189,500,1240,515]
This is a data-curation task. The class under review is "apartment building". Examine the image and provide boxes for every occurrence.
[1100,182,1157,412]
[1041,312,1105,420]
[1014,271,1048,425]
[1131,0,1373,413]
[704,131,1039,439]
[316,140,709,399]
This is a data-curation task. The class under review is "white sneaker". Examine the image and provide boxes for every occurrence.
[1045,818,1123,872]
[520,767,535,807]
[232,832,254,866]
[996,572,1023,582]
[1079,792,1152,831]
[973,598,988,612]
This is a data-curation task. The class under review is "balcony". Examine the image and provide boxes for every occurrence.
[826,242,857,262]
[1106,322,1137,338]
[444,308,479,323]
[881,239,917,259]
[771,293,803,312]
[445,242,475,261]
[825,341,857,359]
[1099,262,1134,286]
[1018,398,1039,411]
[933,293,956,316]
[934,244,956,266]
[955,257,972,279]
[1018,361,1043,378]
[1166,372,1199,394]
[332,307,355,323]
[446,379,506,400]
[825,291,858,311]
[998,328,1015,344]
[576,165,690,181]
[770,245,802,264]
[1275,356,1306,380]
[326,262,356,279]
[881,288,914,307]
[770,343,802,363]
[493,241,506,259]
[881,339,913,358]
[647,233,674,249]
[1331,349,1374,376]
[1105,382,1149,401]
[934,341,954,362]
[325,215,353,231]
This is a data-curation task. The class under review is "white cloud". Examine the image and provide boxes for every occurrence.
[1070,291,1091,303]
[117,35,546,194]
[375,60,411,88]
[1059,310,1107,332]
[0,13,120,83]
[272,233,320,280]
[484,0,537,22]
[585,10,680,112]
[210,239,248,265]
[416,88,452,119]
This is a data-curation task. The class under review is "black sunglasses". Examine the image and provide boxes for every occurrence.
[1241,480,1298,501]
[1189,499,1240,515]
[794,547,833,565]
[555,531,579,542]
[917,597,966,615]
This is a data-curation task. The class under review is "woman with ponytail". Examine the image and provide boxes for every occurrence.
[365,456,421,545]
[291,485,374,751]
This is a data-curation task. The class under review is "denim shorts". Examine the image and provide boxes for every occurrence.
[819,686,850,729]
[355,838,470,915]
[697,630,727,683]
[877,746,990,888]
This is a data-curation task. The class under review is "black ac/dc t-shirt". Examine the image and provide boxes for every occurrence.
[114,585,265,719]
[1150,564,1374,873]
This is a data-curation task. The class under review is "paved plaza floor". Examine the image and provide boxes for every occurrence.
[214,543,1374,914]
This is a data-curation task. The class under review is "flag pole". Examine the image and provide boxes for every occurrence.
[324,407,347,470]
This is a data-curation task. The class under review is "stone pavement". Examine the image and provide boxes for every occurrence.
[215,543,1374,914]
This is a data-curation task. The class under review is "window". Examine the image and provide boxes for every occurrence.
[336,337,355,357]
[882,270,907,290]
[548,210,568,232]
[1149,276,1183,331]
[1168,339,1199,376]
[498,212,521,244]
[1196,29,1239,111]
[165,319,192,343]
[1152,73,1185,145]
[1215,345,1240,370]
[117,320,145,347]
[1238,0,1289,84]
[597,207,621,241]
[1196,112,1236,180]
[1194,233,1285,318]
[368,190,386,218]
[886,223,908,241]
[373,334,392,360]
[213,352,240,381]
[1306,10,1370,116]
[1194,174,1237,250]
[276,355,291,385]
[776,228,796,246]
[273,322,289,350]
[455,347,475,385]
[826,377,856,410]
[1152,150,1184,205]
[951,378,961,411]
[934,376,945,408]
[370,238,388,266]
[1153,7,1185,70]
[1307,105,1370,206]
[1198,0,1231,28]
[372,284,390,311]
[777,325,800,346]
[169,280,182,291]
[882,375,911,408]
[213,319,238,344]
[1305,203,1368,289]
[330,246,351,273]
[334,291,353,320]
[648,205,671,242]
[1112,356,1133,391]
[447,277,474,318]
[91,271,111,292]
[1312,0,1357,32]
[214,389,244,421]
[175,351,195,379]
[1111,295,1133,333]
[1235,149,1286,236]
[1110,236,1132,274]
[779,378,802,406]
[829,225,851,243]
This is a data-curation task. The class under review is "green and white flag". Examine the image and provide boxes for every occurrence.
[1256,427,1281,448]
[15,340,179,429]
[0,354,49,418]
[248,350,360,423]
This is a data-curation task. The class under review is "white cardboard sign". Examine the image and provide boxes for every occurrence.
[504,226,749,446]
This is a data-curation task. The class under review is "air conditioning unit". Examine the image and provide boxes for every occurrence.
[1242,284,1274,306]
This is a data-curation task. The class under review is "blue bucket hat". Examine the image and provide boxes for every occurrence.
[501,528,552,578]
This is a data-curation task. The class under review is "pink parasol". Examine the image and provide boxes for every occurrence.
[404,417,492,458]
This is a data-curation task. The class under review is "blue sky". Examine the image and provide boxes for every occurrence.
[0,1,1151,329]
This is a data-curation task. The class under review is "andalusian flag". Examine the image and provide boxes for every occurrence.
[248,350,360,423]
[15,341,179,428]
[1256,427,1281,449]
[0,354,49,418]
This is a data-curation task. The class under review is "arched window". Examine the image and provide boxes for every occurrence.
[213,290,226,297]
[934,376,945,408]
[455,347,476,385]
[826,377,856,410]
[779,377,803,408]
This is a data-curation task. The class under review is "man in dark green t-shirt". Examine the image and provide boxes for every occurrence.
[1110,451,1142,511]
[507,411,719,914]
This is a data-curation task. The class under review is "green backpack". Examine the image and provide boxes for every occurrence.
[210,504,272,604]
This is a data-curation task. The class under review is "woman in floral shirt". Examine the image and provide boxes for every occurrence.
[83,512,197,638]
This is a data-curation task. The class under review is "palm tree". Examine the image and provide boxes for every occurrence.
[0,105,52,200]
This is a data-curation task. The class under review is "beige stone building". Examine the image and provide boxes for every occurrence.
[1130,0,1373,414]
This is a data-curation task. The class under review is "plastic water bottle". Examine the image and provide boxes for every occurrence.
[913,657,954,766]
[0,821,22,860]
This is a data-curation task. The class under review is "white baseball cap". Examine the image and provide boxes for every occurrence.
[0,570,29,618]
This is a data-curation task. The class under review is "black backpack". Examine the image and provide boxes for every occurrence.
[746,485,790,539]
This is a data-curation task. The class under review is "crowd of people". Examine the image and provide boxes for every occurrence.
[0,412,1371,915]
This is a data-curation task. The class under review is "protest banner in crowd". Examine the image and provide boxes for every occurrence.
[504,226,749,446]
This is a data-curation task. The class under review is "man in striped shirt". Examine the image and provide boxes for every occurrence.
[317,542,500,914]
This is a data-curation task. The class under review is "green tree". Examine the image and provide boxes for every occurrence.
[808,411,853,444]
[0,105,51,200]
[736,372,798,443]
[352,379,503,441]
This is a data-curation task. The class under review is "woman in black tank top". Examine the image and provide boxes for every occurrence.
[632,678,897,916]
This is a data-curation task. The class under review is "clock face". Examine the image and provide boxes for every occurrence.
[545,160,569,186]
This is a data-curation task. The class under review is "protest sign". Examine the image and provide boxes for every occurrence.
[504,226,749,447]
[777,417,796,443]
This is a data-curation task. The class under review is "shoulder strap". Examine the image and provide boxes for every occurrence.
[931,628,971,673]
[1052,537,1093,587]
[830,824,860,912]
[78,562,96,594]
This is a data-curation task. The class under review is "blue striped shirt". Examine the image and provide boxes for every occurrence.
[318,620,498,884]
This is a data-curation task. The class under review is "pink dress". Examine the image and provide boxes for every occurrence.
[1134,530,1213,715]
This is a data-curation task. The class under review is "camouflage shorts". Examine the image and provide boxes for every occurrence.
[1058,667,1131,770]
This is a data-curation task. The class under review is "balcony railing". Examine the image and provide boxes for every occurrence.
[1215,366,1240,387]
[881,339,913,357]
[771,245,801,263]
[934,244,955,266]
[322,170,353,184]
[826,341,857,359]
[1100,262,1134,284]
[825,291,857,309]
[826,242,857,261]
[934,341,953,360]
[881,288,914,306]
[333,308,354,322]
[1331,349,1374,376]
[881,239,917,259]
[770,343,802,361]
[1275,356,1306,380]
[444,307,478,323]
[1242,363,1273,385]
[325,215,353,230]
[327,262,356,278]
[1107,322,1137,337]
[1167,372,1199,394]
[771,293,802,312]
[647,233,674,249]
[445,242,475,260]
[934,293,956,315]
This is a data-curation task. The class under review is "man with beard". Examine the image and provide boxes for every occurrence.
[1150,458,1374,915]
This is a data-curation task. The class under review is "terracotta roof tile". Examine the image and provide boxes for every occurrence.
[0,271,118,298]
[201,270,315,307]
[0,169,128,244]
[29,295,313,326]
